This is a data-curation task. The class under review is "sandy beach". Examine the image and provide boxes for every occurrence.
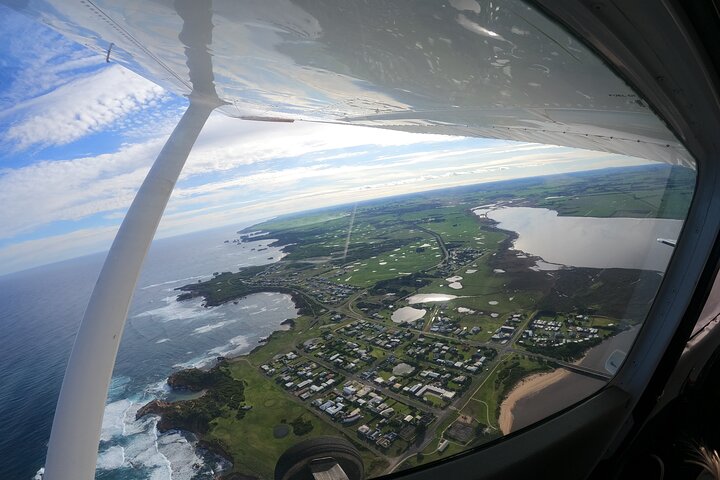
[498,327,639,434]
[498,369,570,434]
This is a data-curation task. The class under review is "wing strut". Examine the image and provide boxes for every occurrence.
[43,100,216,479]
[44,0,222,475]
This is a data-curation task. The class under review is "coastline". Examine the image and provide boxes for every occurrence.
[137,232,303,476]
[499,325,639,434]
[498,369,570,434]
[138,286,302,478]
[137,313,295,479]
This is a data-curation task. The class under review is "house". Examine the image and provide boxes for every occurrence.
[376,437,392,449]
[416,385,456,400]
[342,414,362,425]
[326,404,344,416]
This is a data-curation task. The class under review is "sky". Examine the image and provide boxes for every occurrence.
[0,6,653,276]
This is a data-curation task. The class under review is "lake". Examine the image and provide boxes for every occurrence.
[391,306,427,323]
[406,293,460,304]
[484,207,684,271]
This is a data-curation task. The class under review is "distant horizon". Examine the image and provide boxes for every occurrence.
[1,161,673,278]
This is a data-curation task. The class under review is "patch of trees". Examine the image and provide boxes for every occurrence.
[265,227,330,251]
[356,301,382,311]
[494,360,550,406]
[481,347,498,361]
[538,268,662,322]
[147,362,247,434]
[284,291,321,316]
[524,337,602,361]
[235,265,270,278]
[375,202,443,216]
[168,365,229,391]
[371,272,432,295]
[286,262,315,270]
[494,361,521,390]
[176,291,200,301]
[415,423,427,446]
[290,416,314,436]
[175,272,252,306]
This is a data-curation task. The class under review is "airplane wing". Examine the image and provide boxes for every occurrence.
[7,0,690,167]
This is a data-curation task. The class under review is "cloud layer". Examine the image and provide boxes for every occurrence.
[3,65,166,150]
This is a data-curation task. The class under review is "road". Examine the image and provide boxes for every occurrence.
[409,222,450,268]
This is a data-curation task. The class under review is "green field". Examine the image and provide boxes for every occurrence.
[209,361,340,478]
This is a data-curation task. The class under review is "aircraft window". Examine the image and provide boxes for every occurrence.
[108,147,694,479]
[0,1,697,480]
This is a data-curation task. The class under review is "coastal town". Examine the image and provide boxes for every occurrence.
[141,165,691,479]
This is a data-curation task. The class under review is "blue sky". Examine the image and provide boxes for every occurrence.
[0,6,652,276]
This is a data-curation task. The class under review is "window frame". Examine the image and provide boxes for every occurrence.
[388,0,720,478]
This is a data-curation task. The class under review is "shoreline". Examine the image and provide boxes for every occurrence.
[498,369,570,435]
[498,325,638,434]
[137,290,301,478]
[138,328,290,479]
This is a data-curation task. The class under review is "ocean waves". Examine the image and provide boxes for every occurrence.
[140,275,208,291]
[172,334,251,370]
[4,228,297,479]
[97,397,215,480]
[134,297,210,324]
[192,320,237,335]
[94,292,299,478]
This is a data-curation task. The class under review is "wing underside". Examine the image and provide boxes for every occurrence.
[5,0,692,166]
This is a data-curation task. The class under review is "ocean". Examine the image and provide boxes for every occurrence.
[0,226,298,480]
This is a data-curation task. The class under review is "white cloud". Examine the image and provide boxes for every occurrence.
[180,115,461,177]
[0,139,163,238]
[160,144,650,241]
[169,143,575,201]
[3,65,166,150]
[0,115,458,240]
[1,142,650,276]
